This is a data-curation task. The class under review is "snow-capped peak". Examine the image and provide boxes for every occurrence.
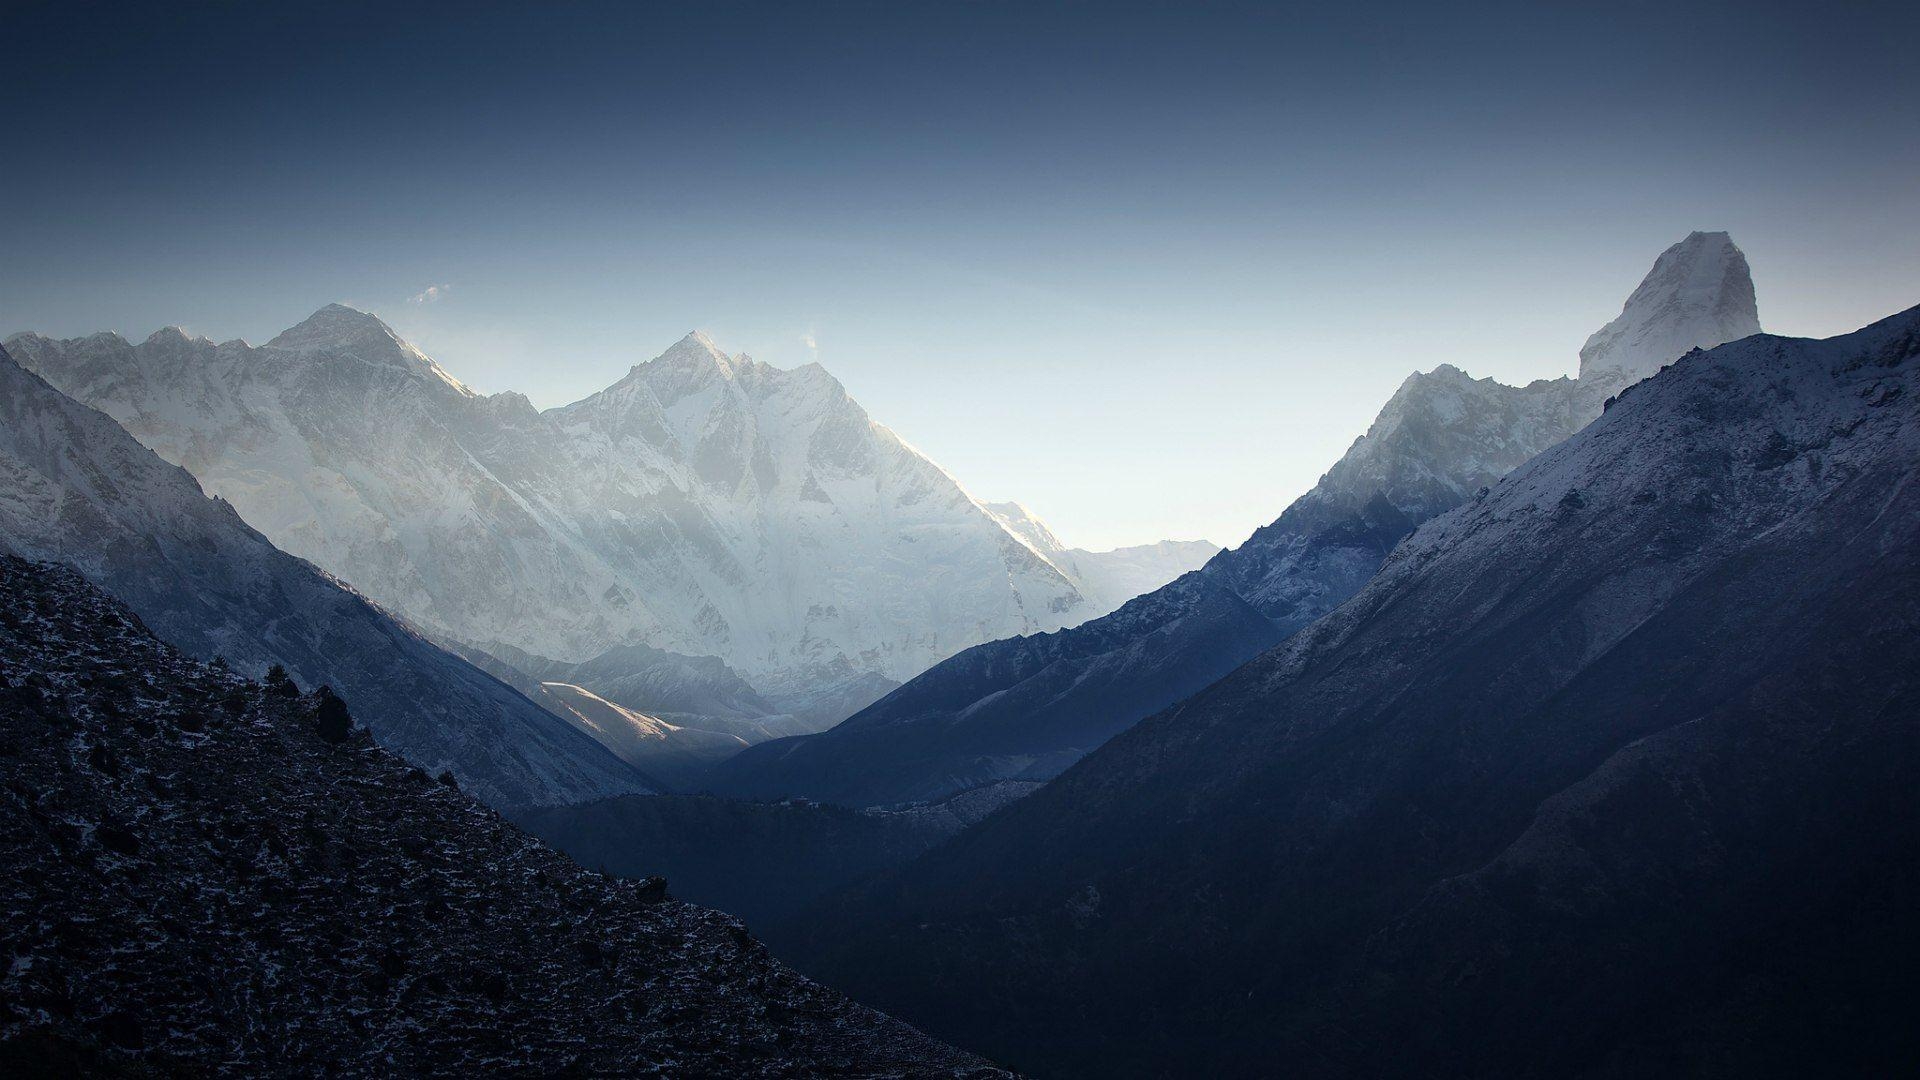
[266,303,472,395]
[268,303,399,351]
[656,330,737,371]
[598,331,747,403]
[144,326,209,347]
[1578,231,1760,395]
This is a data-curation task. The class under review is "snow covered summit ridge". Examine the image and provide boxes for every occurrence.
[6,309,1214,696]
[267,302,474,394]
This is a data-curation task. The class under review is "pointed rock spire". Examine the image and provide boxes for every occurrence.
[655,330,736,373]
[1578,231,1761,394]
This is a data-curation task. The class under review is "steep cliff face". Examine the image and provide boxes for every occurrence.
[1578,230,1761,397]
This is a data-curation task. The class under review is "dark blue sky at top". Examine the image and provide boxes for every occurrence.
[5,1,1917,547]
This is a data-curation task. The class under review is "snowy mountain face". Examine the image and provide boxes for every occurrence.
[5,314,1102,703]
[707,232,1763,808]
[548,332,1094,684]
[0,558,997,1076]
[983,501,1218,616]
[793,305,1920,1079]
[0,345,649,809]
[1578,229,1761,400]
[1205,363,1586,625]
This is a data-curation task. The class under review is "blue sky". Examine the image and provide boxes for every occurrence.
[5,1,1916,548]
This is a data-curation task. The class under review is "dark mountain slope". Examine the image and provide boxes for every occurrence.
[783,307,1920,1078]
[0,345,649,809]
[515,782,1039,928]
[0,557,999,1077]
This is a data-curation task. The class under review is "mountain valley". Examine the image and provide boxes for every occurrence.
[706,232,1765,809]
[778,303,1920,1077]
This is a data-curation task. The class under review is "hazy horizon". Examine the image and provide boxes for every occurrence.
[5,0,1916,550]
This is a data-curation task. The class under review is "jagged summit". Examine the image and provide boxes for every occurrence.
[604,333,801,399]
[2,329,128,352]
[1579,230,1760,393]
[657,329,733,366]
[143,325,209,346]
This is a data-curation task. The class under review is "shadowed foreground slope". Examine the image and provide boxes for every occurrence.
[0,557,1000,1077]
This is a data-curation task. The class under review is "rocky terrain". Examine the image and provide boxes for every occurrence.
[0,556,1001,1077]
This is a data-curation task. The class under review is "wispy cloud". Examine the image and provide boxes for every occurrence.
[801,331,818,359]
[410,284,451,304]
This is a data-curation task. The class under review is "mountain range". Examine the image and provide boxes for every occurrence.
[0,345,649,809]
[781,302,1920,1077]
[8,223,1906,1078]
[5,315,1212,737]
[706,231,1763,808]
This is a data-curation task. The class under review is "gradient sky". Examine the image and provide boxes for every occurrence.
[5,1,1916,550]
